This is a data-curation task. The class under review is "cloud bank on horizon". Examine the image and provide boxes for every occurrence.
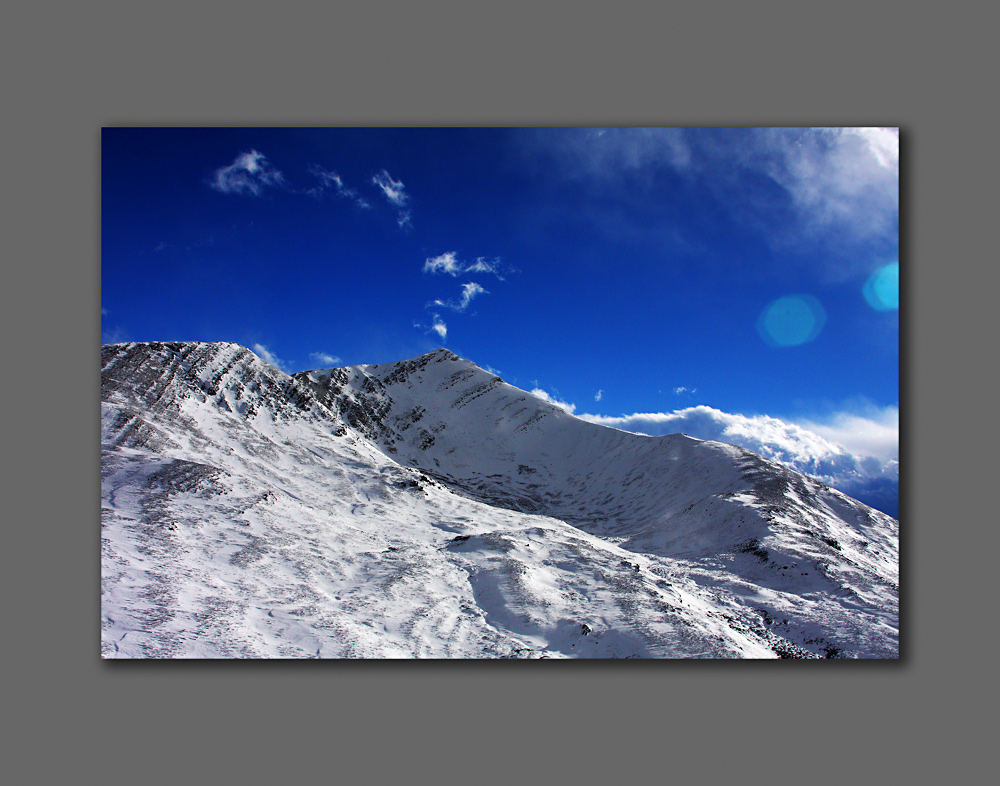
[582,402,898,515]
[526,385,898,515]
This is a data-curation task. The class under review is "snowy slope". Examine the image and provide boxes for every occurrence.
[101,342,898,658]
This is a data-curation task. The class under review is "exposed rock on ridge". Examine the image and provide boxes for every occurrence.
[101,341,898,658]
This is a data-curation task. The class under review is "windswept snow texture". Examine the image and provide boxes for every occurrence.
[101,342,899,659]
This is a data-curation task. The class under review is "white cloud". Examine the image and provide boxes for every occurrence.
[527,127,691,177]
[210,150,284,196]
[252,343,290,372]
[577,402,898,511]
[841,127,899,169]
[309,351,342,366]
[419,253,506,340]
[458,282,485,310]
[524,127,898,261]
[372,169,407,206]
[307,166,370,208]
[424,252,463,276]
[423,252,505,279]
[413,313,449,340]
[673,386,688,395]
[372,169,412,229]
[430,281,487,312]
[529,387,577,415]
[760,127,899,248]
[797,404,898,466]
[594,390,603,402]
[465,256,505,279]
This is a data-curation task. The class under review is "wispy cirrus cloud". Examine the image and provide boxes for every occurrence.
[372,169,412,229]
[465,257,504,277]
[523,127,898,265]
[252,343,290,372]
[431,281,487,312]
[414,314,448,341]
[423,251,463,276]
[209,150,284,196]
[525,127,691,177]
[423,251,506,279]
[307,166,370,208]
[309,351,342,366]
[101,325,128,344]
[756,127,898,250]
[416,252,511,341]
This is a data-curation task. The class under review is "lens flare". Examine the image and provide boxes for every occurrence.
[757,294,826,347]
[863,263,899,311]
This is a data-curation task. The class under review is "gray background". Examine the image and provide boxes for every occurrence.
[3,1,993,782]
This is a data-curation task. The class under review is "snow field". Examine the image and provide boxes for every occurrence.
[101,343,898,658]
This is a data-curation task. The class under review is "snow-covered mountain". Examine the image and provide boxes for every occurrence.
[101,341,899,658]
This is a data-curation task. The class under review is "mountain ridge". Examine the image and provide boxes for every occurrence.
[101,341,898,658]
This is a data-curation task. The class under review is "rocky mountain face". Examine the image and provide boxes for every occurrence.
[101,341,899,658]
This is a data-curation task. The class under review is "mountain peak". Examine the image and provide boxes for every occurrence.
[101,339,898,658]
[420,347,461,362]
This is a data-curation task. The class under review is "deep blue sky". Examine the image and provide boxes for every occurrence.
[102,127,899,510]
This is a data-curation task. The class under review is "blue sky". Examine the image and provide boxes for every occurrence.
[102,127,899,514]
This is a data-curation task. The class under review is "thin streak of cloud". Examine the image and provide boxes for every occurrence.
[372,169,412,229]
[372,169,407,206]
[526,127,691,177]
[101,326,128,344]
[430,281,487,312]
[209,150,284,196]
[307,166,370,208]
[309,352,342,366]
[458,282,485,310]
[594,390,603,402]
[523,127,898,264]
[423,251,507,279]
[252,343,290,373]
[465,256,505,280]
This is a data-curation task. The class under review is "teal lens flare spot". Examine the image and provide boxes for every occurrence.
[757,294,827,347]
[863,263,899,311]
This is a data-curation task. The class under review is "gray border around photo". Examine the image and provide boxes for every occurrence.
[4,1,995,783]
